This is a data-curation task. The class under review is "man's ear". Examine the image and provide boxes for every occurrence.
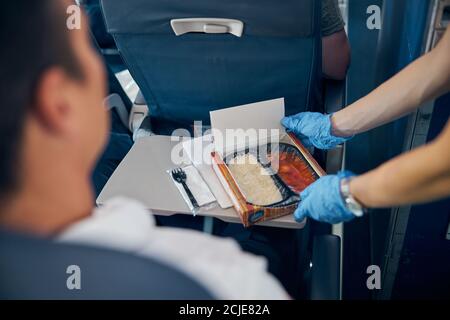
[33,67,74,135]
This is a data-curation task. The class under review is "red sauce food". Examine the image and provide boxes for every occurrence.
[271,151,316,193]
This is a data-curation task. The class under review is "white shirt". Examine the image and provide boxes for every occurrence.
[57,197,289,300]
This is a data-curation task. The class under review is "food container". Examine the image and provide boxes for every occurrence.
[211,132,325,227]
[208,98,326,227]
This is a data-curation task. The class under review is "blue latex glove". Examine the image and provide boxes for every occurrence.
[282,112,352,150]
[295,171,357,224]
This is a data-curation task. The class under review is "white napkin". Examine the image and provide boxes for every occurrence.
[181,135,233,209]
[170,165,216,213]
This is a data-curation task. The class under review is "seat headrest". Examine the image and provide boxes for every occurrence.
[101,0,317,37]
[0,230,213,299]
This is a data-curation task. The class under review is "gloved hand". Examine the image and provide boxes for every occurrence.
[282,112,352,150]
[295,171,357,224]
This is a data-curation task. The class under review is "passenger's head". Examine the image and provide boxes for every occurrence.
[0,1,108,201]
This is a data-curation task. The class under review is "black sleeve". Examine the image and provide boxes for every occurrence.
[322,0,345,36]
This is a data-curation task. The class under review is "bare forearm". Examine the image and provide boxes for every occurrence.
[323,29,351,80]
[350,121,450,208]
[331,28,450,137]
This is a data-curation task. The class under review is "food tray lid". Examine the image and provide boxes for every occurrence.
[210,98,286,156]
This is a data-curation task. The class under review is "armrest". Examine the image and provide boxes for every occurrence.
[310,235,341,300]
[134,90,147,105]
[323,79,347,174]
[104,93,130,130]
[130,90,153,141]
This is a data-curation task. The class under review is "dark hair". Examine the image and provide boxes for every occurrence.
[0,0,83,197]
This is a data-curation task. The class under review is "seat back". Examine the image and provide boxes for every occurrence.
[0,231,212,299]
[101,0,322,134]
[80,0,116,49]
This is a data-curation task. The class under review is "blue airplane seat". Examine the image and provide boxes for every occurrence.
[0,230,340,300]
[80,0,116,50]
[100,0,322,135]
[0,230,213,299]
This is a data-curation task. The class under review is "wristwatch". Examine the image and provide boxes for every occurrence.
[340,178,366,217]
